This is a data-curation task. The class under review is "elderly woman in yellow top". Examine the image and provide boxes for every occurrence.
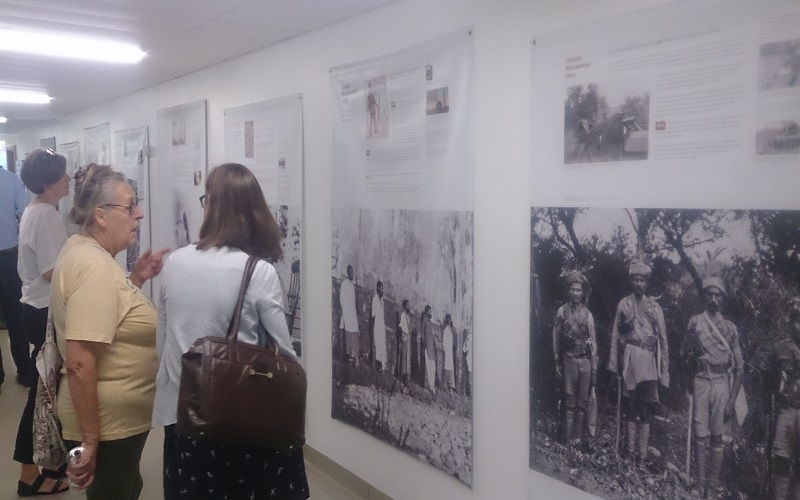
[50,163,168,499]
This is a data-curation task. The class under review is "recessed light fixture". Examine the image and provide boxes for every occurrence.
[0,29,146,64]
[0,116,7,123]
[0,89,52,104]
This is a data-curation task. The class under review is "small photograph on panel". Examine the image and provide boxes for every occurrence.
[426,87,450,115]
[365,76,389,139]
[122,137,139,159]
[530,206,800,499]
[756,119,800,155]
[759,38,800,91]
[331,207,473,485]
[564,80,650,164]
[171,119,187,147]
[173,190,192,248]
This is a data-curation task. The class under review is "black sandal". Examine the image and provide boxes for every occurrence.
[17,474,68,497]
[40,466,67,480]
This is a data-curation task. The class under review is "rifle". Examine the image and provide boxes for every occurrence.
[762,393,775,498]
[587,341,598,437]
[686,393,693,476]
[615,373,622,455]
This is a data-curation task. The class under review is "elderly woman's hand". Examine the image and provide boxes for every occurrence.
[66,442,98,490]
[130,247,170,287]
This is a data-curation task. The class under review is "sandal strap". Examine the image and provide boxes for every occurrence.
[49,478,66,493]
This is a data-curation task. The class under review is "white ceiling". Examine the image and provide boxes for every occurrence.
[0,0,397,136]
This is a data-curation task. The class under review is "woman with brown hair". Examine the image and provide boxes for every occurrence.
[152,163,308,499]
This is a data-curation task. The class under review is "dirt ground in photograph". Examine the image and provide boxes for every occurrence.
[332,360,472,484]
[530,396,765,499]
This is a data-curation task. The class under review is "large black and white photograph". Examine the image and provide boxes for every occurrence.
[332,207,474,485]
[564,80,650,165]
[530,206,800,499]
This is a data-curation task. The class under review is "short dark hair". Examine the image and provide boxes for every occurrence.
[20,148,67,194]
[197,163,282,260]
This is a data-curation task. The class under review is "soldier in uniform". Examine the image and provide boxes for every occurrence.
[681,276,743,497]
[608,261,669,463]
[553,270,597,445]
[759,301,800,499]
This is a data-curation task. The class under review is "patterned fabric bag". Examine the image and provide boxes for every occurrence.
[32,311,67,468]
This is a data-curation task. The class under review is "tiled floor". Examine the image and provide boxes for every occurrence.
[0,329,368,500]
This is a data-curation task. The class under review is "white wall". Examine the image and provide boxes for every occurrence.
[8,0,677,498]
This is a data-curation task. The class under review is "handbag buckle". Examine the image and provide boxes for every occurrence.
[248,368,274,379]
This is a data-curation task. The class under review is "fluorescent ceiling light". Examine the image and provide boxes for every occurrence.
[0,30,145,64]
[0,89,52,104]
[0,117,7,123]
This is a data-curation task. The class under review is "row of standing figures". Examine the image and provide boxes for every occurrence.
[553,262,800,500]
[336,266,473,397]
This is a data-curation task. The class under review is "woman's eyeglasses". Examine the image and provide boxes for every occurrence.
[102,198,140,216]
[199,194,207,209]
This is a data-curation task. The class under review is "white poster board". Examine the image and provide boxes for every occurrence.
[58,141,80,228]
[84,123,110,165]
[530,0,800,209]
[330,29,474,485]
[224,94,304,355]
[113,126,149,274]
[529,1,800,498]
[155,100,207,250]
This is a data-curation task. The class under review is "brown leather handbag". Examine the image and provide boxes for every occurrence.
[176,255,306,449]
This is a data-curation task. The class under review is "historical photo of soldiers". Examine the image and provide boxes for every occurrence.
[331,207,474,485]
[564,80,650,164]
[530,207,800,499]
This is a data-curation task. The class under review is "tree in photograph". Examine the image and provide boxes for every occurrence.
[618,93,650,129]
[636,209,729,296]
[750,210,800,285]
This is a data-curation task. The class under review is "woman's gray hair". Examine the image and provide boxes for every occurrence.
[70,163,126,231]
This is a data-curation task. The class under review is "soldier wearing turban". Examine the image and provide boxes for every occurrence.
[608,260,669,465]
[759,300,800,499]
[682,276,743,497]
[553,270,597,445]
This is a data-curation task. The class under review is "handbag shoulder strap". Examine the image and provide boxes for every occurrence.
[226,255,260,342]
